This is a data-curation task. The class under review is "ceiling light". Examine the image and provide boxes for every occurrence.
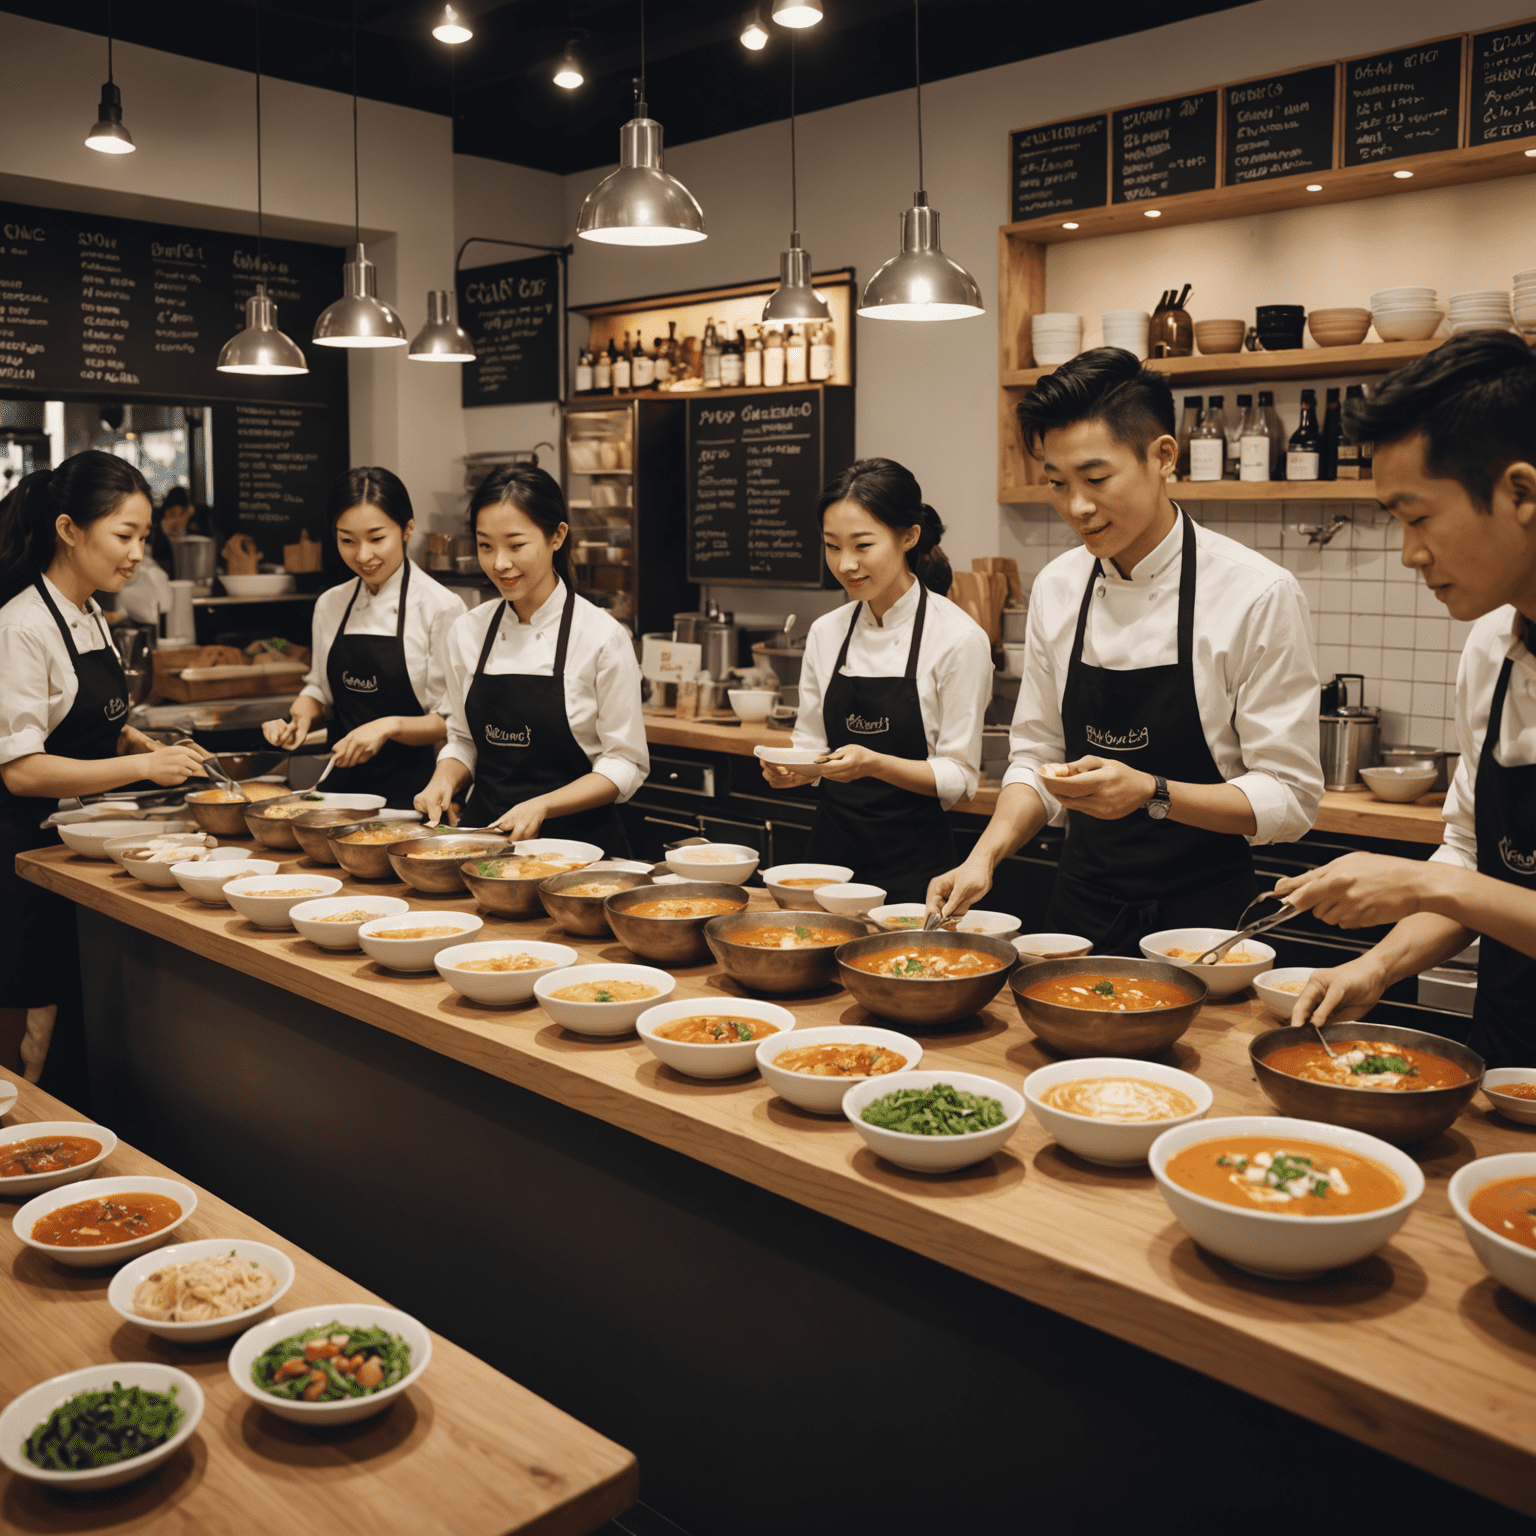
[433,5,472,44]
[1143,209,1161,217]
[1393,169,1414,178]
[218,283,309,374]
[764,38,829,323]
[85,20,134,154]
[1061,221,1078,229]
[772,0,823,25]
[408,289,476,361]
[553,43,584,88]
[1306,183,1323,191]
[741,8,770,48]
[1526,148,1536,157]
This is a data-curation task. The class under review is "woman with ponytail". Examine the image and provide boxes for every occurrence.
[761,457,992,903]
[414,465,646,849]
[0,451,206,1079]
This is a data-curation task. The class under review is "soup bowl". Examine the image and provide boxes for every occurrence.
[1448,1152,1536,1305]
[108,835,219,887]
[107,1237,296,1344]
[1253,967,1315,1018]
[538,868,654,936]
[1249,1023,1484,1145]
[953,909,1022,942]
[1023,1058,1212,1166]
[664,842,761,884]
[706,909,873,994]
[459,846,596,918]
[835,930,1019,1028]
[389,833,507,894]
[1149,1114,1425,1280]
[866,903,932,932]
[242,796,322,849]
[813,883,887,916]
[637,998,797,1079]
[843,1069,1026,1174]
[1013,932,1093,960]
[534,963,677,1035]
[13,1175,198,1268]
[605,882,750,966]
[358,912,484,972]
[1140,928,1276,998]
[171,856,279,905]
[756,1024,923,1115]
[514,837,606,864]
[58,819,197,858]
[761,863,854,911]
[1010,957,1206,1058]
[289,895,411,951]
[0,1119,118,1197]
[291,807,377,864]
[327,819,424,880]
[224,873,343,930]
[1482,1067,1536,1125]
[435,939,578,1005]
[187,786,286,836]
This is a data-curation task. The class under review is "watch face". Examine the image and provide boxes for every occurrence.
[1148,800,1170,820]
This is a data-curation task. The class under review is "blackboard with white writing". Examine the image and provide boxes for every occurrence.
[1471,19,1536,146]
[1223,65,1338,185]
[1112,92,1219,203]
[1010,115,1109,222]
[1344,38,1464,165]
[458,254,561,407]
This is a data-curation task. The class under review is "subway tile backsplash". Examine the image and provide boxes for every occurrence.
[1005,501,1470,753]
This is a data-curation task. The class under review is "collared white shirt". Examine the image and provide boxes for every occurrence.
[1433,605,1536,871]
[299,561,465,717]
[1001,512,1323,844]
[0,575,122,768]
[438,584,649,803]
[793,580,993,809]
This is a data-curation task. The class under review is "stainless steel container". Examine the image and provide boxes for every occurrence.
[673,612,709,644]
[174,535,215,587]
[699,621,737,683]
[1010,956,1206,1058]
[1001,605,1029,644]
[705,910,873,994]
[1320,708,1380,791]
[751,640,806,688]
[835,930,1018,1027]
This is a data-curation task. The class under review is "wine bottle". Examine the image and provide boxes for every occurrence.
[1189,396,1225,482]
[1175,396,1202,480]
[1286,388,1321,482]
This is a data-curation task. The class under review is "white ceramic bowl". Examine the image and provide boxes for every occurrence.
[220,572,294,598]
[358,912,484,972]
[954,909,1022,942]
[1013,932,1093,959]
[513,837,605,864]
[763,863,855,910]
[14,1175,198,1268]
[0,1361,204,1489]
[1023,1058,1212,1166]
[1148,1115,1424,1280]
[1253,966,1315,1018]
[1360,765,1438,802]
[756,1024,923,1114]
[0,1079,17,1119]
[227,1302,432,1426]
[1448,1152,1536,1303]
[105,834,216,883]
[843,1070,1025,1174]
[171,857,280,904]
[728,689,777,723]
[58,819,196,858]
[435,939,577,1004]
[637,998,796,1079]
[0,1119,117,1196]
[664,842,760,884]
[289,895,410,950]
[1482,1068,1536,1125]
[224,873,343,930]
[814,882,887,916]
[867,902,928,932]
[533,962,676,1034]
[753,745,823,770]
[107,1238,296,1343]
[1372,309,1444,342]
[1141,927,1276,999]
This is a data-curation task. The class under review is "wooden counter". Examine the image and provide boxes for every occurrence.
[18,843,1535,1517]
[0,1071,637,1536]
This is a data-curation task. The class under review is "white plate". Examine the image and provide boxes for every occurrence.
[107,1238,296,1343]
[752,745,823,769]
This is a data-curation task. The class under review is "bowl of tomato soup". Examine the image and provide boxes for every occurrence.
[1448,1153,1536,1305]
[1023,1059,1212,1166]
[1140,928,1276,999]
[538,868,655,937]
[605,883,750,966]
[1481,1069,1536,1126]
[1149,1116,1424,1280]
[1250,1023,1483,1145]
[706,910,874,995]
[637,999,796,1079]
[1009,958,1206,1059]
[0,1121,117,1196]
[14,1176,197,1268]
[756,1024,923,1114]
[761,864,855,911]
[835,930,1018,1028]
[534,963,676,1035]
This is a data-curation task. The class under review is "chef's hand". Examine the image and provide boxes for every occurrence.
[414,776,457,828]
[263,716,307,749]
[492,799,547,842]
[140,743,209,786]
[115,725,159,756]
[760,760,821,788]
[813,746,880,783]
[1274,852,1431,929]
[1039,756,1154,820]
[1290,956,1385,1028]
[330,716,398,769]
[926,856,992,920]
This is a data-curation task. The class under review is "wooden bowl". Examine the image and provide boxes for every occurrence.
[1308,307,1371,346]
[1193,319,1246,355]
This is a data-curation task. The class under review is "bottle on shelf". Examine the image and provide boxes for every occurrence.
[1286,388,1322,482]
[809,320,834,381]
[574,347,594,395]
[1320,386,1342,481]
[721,329,745,388]
[1189,396,1226,482]
[612,331,632,394]
[1175,395,1202,480]
[1336,383,1368,480]
[764,324,786,387]
[632,335,655,391]
[1239,397,1271,482]
[1259,390,1286,479]
[702,317,722,388]
[655,321,677,384]
[785,323,808,385]
[593,340,612,393]
[744,324,764,388]
[1226,393,1251,480]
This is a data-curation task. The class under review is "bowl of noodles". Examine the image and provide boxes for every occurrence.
[108,1238,296,1344]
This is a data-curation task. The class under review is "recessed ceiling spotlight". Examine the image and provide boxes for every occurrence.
[1306,183,1323,191]
[1061,221,1079,229]
[1393,169,1414,179]
[1143,209,1161,218]
[772,0,823,26]
[433,4,472,44]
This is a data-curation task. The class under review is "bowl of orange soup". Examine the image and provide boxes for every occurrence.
[756,1024,923,1114]
[1480,1069,1536,1126]
[1148,1115,1424,1280]
[357,912,484,972]
[1024,1058,1213,1166]
[836,930,1018,1028]
[0,1120,118,1197]
[1010,957,1207,1059]
[1140,928,1275,999]
[533,963,676,1035]
[1448,1153,1536,1305]
[637,999,796,1079]
[435,939,577,1004]
[760,864,855,911]
[605,883,750,966]
[13,1176,198,1268]
[706,909,874,995]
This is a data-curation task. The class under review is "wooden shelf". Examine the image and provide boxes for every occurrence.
[1000,478,1379,504]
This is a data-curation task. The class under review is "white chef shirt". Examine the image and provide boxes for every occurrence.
[438,584,649,802]
[299,561,465,717]
[0,575,122,768]
[793,580,993,809]
[1001,512,1323,844]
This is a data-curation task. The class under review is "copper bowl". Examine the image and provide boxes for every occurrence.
[604,882,749,966]
[326,819,424,880]
[387,832,507,894]
[706,909,872,994]
[292,808,376,864]
[835,929,1019,1028]
[242,795,319,849]
[538,868,654,935]
[1009,956,1206,1058]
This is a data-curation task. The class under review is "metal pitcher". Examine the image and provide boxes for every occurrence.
[1319,673,1379,792]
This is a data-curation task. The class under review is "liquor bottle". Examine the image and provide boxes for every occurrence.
[1189,396,1226,482]
[631,336,655,390]
[1319,387,1342,481]
[810,320,834,381]
[744,325,763,388]
[1226,393,1251,479]
[1286,389,1322,482]
[1175,395,1202,480]
[1239,397,1271,482]
[1336,384,1367,480]
[1259,390,1286,479]
[612,331,632,393]
[785,323,808,384]
[764,324,785,387]
[721,329,745,388]
[574,347,594,395]
[702,317,722,388]
[593,341,612,393]
[656,321,677,384]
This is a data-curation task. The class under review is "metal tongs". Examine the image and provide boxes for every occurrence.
[198,752,249,803]
[1192,891,1295,965]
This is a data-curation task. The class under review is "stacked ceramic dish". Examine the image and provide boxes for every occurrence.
[1031,312,1083,367]
[1099,309,1149,359]
[1447,289,1513,334]
[1511,267,1536,331]
[1369,286,1443,342]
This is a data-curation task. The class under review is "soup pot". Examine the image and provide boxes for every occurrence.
[1010,956,1207,1058]
[706,910,873,994]
[835,929,1018,1028]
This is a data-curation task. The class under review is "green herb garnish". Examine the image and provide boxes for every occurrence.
[795,926,813,940]
[1353,1054,1417,1077]
[595,989,612,1003]
[861,1082,1007,1137]
[707,1019,754,1042]
[1093,980,1116,997]
[895,957,926,976]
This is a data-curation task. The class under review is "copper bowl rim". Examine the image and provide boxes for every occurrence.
[1249,1022,1486,1095]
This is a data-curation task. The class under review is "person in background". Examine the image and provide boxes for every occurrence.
[1280,333,1536,1067]
[148,486,207,573]
[760,458,992,904]
[415,465,647,849]
[262,468,464,809]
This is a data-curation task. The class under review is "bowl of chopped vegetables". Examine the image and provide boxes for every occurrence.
[842,1071,1026,1173]
[228,1303,432,1425]
[0,1362,204,1489]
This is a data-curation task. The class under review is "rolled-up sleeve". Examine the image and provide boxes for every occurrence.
[1000,595,1069,826]
[588,629,648,802]
[0,626,61,767]
[929,622,991,808]
[437,613,478,773]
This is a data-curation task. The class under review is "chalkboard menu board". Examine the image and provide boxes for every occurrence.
[1471,20,1536,145]
[1112,92,1219,203]
[458,254,562,408]
[1223,65,1338,185]
[1344,38,1464,165]
[0,199,346,407]
[1010,115,1108,222]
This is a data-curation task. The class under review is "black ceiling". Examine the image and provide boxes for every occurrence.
[6,0,1250,175]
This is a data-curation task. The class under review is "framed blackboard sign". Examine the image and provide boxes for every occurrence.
[1223,65,1338,185]
[1471,19,1536,146]
[1344,37,1464,165]
[1009,114,1108,222]
[1112,92,1219,204]
[458,253,562,408]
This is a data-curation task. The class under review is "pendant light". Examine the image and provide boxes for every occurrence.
[85,4,135,154]
[408,290,475,361]
[218,3,307,376]
[858,0,983,323]
[740,9,770,49]
[576,0,705,246]
[553,42,585,89]
[764,37,828,324]
[771,0,823,27]
[314,9,408,348]
[432,5,472,44]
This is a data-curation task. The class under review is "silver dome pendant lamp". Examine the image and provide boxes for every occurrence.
[858,0,983,322]
[85,4,135,155]
[763,35,829,324]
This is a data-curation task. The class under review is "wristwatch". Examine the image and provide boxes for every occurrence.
[1145,775,1171,820]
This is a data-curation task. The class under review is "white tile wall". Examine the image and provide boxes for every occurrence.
[1009,499,1472,753]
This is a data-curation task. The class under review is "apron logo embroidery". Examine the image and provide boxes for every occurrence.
[845,713,889,735]
[1085,724,1150,751]
[485,723,532,748]
[342,671,380,693]
[1500,836,1536,876]
[103,697,127,722]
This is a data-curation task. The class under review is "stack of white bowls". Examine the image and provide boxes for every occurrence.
[1447,289,1514,333]
[1511,268,1536,331]
[1100,309,1150,360]
[1031,312,1084,367]
[1369,286,1443,342]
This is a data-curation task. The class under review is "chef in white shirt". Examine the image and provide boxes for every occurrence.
[415,465,647,852]
[263,468,464,808]
[761,458,992,904]
[1279,333,1536,1068]
[929,349,1323,952]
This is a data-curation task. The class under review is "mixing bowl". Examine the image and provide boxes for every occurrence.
[835,930,1018,1028]
[1010,956,1207,1058]
[705,909,872,994]
[605,882,749,966]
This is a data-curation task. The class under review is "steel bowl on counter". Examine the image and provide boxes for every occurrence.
[604,882,750,966]
[388,833,507,895]
[184,785,285,837]
[835,930,1018,1028]
[1009,957,1207,1059]
[456,845,554,917]
[538,868,655,936]
[292,807,376,863]
[1250,1022,1484,1145]
[705,909,872,994]
[326,819,425,880]
[242,795,321,849]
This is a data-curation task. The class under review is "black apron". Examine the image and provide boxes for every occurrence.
[323,560,439,810]
[1466,653,1536,1068]
[1048,511,1256,955]
[809,581,957,905]
[461,583,628,854]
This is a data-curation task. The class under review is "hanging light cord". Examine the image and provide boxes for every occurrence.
[790,33,798,235]
[255,0,265,262]
[352,4,361,246]
[106,0,114,83]
[914,0,924,194]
